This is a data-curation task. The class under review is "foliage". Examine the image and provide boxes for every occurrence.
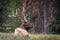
[0,0,9,30]
[1,17,21,32]
[49,8,60,33]
[9,0,23,10]
[0,0,23,32]
[49,0,60,33]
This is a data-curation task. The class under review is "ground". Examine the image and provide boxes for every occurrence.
[0,32,60,40]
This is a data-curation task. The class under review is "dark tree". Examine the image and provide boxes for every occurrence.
[20,0,55,33]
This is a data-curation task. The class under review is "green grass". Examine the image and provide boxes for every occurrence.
[0,33,60,40]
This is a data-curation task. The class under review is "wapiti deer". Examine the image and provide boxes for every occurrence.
[14,27,29,37]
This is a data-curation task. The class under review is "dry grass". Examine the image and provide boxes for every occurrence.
[0,32,60,40]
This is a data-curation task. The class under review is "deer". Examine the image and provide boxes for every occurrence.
[14,27,29,37]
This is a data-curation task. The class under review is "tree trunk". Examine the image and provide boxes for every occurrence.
[20,0,55,33]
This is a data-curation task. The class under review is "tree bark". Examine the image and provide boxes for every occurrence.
[20,0,55,33]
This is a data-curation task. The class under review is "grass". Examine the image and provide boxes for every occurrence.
[0,32,60,40]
